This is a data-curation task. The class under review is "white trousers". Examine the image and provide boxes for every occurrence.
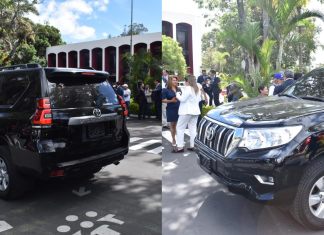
[176,114,199,148]
[162,102,167,126]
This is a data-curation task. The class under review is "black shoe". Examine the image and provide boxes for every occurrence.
[172,148,184,153]
[187,147,195,151]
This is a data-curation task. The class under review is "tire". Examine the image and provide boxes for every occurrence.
[0,146,32,199]
[290,157,324,230]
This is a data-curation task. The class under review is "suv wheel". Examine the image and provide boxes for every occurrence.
[0,147,31,199]
[291,158,324,230]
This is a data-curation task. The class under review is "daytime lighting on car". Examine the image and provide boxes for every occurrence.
[238,126,303,150]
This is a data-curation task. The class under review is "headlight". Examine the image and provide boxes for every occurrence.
[238,126,303,150]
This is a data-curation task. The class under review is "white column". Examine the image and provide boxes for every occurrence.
[173,23,177,41]
[89,49,92,68]
[102,48,105,71]
[56,53,58,67]
[66,52,69,68]
[116,47,119,82]
[77,51,80,68]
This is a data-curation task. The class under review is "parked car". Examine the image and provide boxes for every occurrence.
[195,67,324,229]
[0,64,129,199]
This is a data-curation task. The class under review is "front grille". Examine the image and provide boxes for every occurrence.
[197,117,235,156]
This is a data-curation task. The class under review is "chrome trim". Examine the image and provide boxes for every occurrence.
[254,175,274,185]
[57,147,127,167]
[224,131,234,153]
[216,127,227,153]
[198,118,206,140]
[204,116,236,129]
[68,113,118,125]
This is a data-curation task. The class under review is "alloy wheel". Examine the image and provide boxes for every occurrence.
[309,176,324,219]
[0,157,9,191]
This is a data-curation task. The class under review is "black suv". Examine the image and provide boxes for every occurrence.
[195,67,324,229]
[0,64,129,199]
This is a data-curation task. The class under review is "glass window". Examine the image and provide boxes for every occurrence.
[46,72,118,108]
[284,70,323,99]
[0,72,30,106]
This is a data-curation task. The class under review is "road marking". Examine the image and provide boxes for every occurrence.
[130,137,142,143]
[72,186,91,197]
[91,225,120,235]
[57,211,124,234]
[162,131,173,143]
[129,139,161,151]
[97,214,124,225]
[0,221,12,233]
[147,146,162,154]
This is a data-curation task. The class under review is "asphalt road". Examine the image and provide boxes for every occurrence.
[162,130,323,235]
[0,118,161,235]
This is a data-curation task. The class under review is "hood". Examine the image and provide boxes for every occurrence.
[207,96,324,126]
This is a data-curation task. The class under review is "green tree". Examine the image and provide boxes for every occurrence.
[0,0,38,65]
[255,0,324,69]
[162,35,186,76]
[120,23,148,36]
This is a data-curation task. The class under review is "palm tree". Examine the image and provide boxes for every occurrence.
[258,0,324,70]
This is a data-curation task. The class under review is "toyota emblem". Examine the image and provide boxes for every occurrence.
[93,108,102,117]
[206,127,216,141]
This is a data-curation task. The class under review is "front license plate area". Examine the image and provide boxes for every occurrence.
[200,154,216,172]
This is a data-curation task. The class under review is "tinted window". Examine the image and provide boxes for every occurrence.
[0,72,30,105]
[284,70,323,99]
[47,73,118,108]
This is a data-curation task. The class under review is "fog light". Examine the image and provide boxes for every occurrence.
[254,175,274,185]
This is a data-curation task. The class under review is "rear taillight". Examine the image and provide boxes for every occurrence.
[32,98,53,125]
[117,95,128,117]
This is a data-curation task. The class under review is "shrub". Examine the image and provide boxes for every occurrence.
[201,105,214,117]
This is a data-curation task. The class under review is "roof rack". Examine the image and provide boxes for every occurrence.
[0,63,42,71]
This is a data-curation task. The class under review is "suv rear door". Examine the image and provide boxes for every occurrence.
[42,69,127,162]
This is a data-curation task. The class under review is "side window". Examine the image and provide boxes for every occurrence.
[0,72,30,106]
[288,71,323,98]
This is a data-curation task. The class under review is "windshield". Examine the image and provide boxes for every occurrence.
[283,69,324,101]
[46,73,118,108]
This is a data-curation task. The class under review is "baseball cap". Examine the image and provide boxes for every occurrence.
[274,73,284,80]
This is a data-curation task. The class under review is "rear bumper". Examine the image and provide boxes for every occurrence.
[15,146,128,179]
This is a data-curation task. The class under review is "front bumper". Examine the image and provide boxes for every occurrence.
[195,139,299,202]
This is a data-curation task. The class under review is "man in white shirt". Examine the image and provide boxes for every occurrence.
[123,84,131,118]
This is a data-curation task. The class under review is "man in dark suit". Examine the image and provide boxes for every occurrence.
[210,70,221,106]
[152,79,162,120]
[274,70,296,95]
[197,70,207,84]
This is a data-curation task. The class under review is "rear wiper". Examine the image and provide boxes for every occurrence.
[299,96,324,102]
[278,93,299,99]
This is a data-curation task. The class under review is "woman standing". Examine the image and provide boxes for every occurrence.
[144,84,152,118]
[174,75,201,153]
[137,83,147,120]
[162,76,180,147]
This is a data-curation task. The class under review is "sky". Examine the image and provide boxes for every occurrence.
[29,0,161,44]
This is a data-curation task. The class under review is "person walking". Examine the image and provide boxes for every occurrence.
[210,70,221,106]
[152,79,162,120]
[122,84,131,119]
[162,76,180,147]
[173,75,201,153]
[144,84,152,118]
[203,78,213,106]
[137,83,147,120]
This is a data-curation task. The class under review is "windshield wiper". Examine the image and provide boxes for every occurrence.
[299,96,324,102]
[279,93,299,99]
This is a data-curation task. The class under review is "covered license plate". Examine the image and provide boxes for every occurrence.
[199,154,216,172]
[87,123,105,138]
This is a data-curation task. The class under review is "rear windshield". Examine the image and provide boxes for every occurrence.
[46,72,118,108]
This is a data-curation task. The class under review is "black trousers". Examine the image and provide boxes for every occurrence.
[213,92,220,106]
[207,92,213,106]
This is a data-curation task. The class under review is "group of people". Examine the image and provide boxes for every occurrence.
[258,69,301,97]
[162,74,205,153]
[197,69,222,107]
[136,79,162,120]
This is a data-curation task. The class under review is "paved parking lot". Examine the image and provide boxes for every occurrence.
[0,119,161,235]
[162,130,322,235]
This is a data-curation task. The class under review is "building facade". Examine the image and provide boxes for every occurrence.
[46,32,161,82]
[162,0,205,77]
